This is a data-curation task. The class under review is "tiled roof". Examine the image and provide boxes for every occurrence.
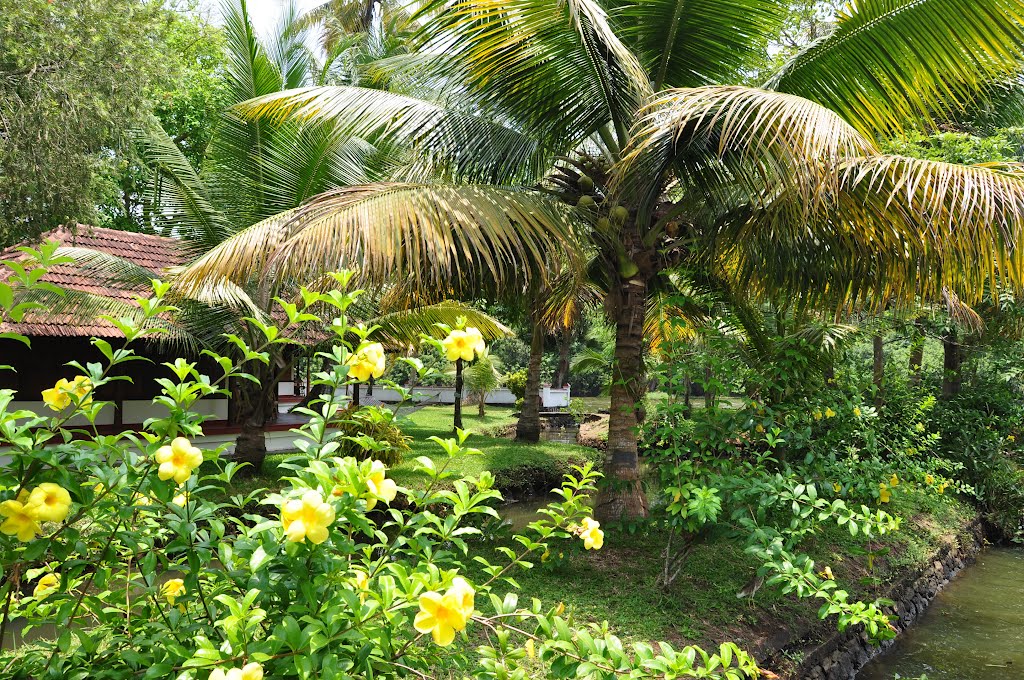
[0,224,188,338]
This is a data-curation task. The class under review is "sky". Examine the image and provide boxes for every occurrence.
[201,0,322,36]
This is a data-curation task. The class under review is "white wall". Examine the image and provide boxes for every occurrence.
[9,399,229,426]
[344,385,571,408]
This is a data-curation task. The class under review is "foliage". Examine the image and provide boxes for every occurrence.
[0,271,764,679]
[504,368,529,401]
[330,404,408,466]
[462,349,503,415]
[0,0,208,243]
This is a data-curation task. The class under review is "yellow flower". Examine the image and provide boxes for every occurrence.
[161,578,185,604]
[853,407,862,417]
[813,410,823,421]
[209,663,263,680]
[155,437,204,485]
[825,407,836,418]
[364,460,398,510]
[414,590,470,646]
[132,493,152,507]
[25,483,72,522]
[938,482,948,494]
[755,423,765,433]
[173,492,188,506]
[878,483,891,504]
[351,569,369,592]
[0,499,41,541]
[41,376,93,411]
[525,638,536,659]
[818,566,835,581]
[33,573,59,599]
[925,474,935,485]
[448,576,476,616]
[346,342,386,382]
[281,490,336,544]
[579,517,604,550]
[833,483,842,493]
[890,474,900,487]
[1008,435,1016,443]
[441,328,484,362]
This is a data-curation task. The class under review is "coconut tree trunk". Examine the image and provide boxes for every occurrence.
[453,358,464,432]
[478,391,486,417]
[596,274,649,522]
[703,365,714,409]
[553,326,572,388]
[872,333,884,407]
[233,361,278,471]
[908,318,925,387]
[942,329,962,397]
[516,302,545,442]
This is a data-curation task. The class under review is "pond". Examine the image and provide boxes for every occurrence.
[857,548,1024,680]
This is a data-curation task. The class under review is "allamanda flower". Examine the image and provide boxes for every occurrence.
[155,437,204,485]
[281,490,336,544]
[33,573,59,599]
[442,328,485,362]
[824,407,836,418]
[579,517,604,550]
[161,578,185,604]
[364,460,398,510]
[447,576,476,616]
[414,589,471,646]
[346,342,386,382]
[209,662,263,680]
[25,483,72,522]
[878,483,891,504]
[0,497,41,541]
[41,376,92,411]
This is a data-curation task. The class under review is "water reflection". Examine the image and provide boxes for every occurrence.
[858,548,1024,680]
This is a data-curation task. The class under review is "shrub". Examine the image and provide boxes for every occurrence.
[503,367,528,399]
[333,404,408,466]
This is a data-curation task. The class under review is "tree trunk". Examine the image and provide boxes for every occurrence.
[908,319,925,387]
[596,275,649,523]
[942,330,962,397]
[553,326,572,388]
[478,392,486,417]
[351,383,360,406]
[703,365,714,409]
[232,362,278,472]
[872,333,884,407]
[516,302,545,442]
[453,358,464,432]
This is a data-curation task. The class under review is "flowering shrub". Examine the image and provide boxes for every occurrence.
[0,258,762,679]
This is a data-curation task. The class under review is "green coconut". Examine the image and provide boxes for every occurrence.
[610,205,629,225]
[577,174,595,192]
[577,195,596,208]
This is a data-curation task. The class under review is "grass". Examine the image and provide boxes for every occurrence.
[436,487,977,676]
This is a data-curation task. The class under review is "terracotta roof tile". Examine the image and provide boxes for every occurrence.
[1,224,188,338]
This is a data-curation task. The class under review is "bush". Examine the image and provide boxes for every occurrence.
[503,367,528,399]
[334,404,408,466]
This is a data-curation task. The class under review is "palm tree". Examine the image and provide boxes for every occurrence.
[175,0,1024,519]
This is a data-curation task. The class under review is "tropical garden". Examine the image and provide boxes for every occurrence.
[3,0,1024,678]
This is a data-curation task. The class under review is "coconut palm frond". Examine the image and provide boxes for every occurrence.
[234,86,553,185]
[768,0,1024,135]
[135,126,231,251]
[52,247,161,289]
[614,86,876,217]
[614,0,789,91]
[174,183,580,297]
[409,0,651,148]
[364,301,511,349]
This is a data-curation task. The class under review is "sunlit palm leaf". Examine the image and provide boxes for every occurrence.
[767,0,1024,135]
[368,301,511,349]
[410,0,651,148]
[614,86,876,218]
[173,183,580,296]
